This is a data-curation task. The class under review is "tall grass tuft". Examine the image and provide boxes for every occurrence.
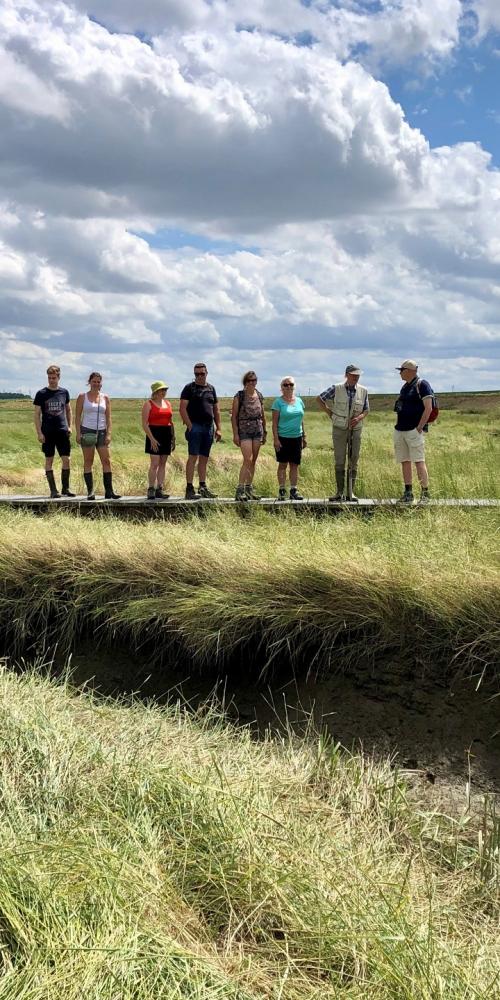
[0,665,498,998]
[0,508,498,684]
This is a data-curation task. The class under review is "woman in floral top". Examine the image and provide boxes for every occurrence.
[231,371,267,500]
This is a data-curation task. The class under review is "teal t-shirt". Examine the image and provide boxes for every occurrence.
[271,396,305,438]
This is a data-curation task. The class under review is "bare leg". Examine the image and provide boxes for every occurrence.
[415,461,429,488]
[289,463,299,488]
[44,456,54,472]
[186,454,197,484]
[96,445,112,473]
[249,439,261,483]
[239,440,254,485]
[401,460,412,487]
[82,445,96,474]
[157,455,168,487]
[277,462,287,488]
[148,455,160,487]
[197,455,209,482]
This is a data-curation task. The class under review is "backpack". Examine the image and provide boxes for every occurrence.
[417,380,439,424]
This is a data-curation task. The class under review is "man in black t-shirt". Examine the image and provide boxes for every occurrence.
[393,359,433,503]
[33,365,75,498]
[179,362,222,499]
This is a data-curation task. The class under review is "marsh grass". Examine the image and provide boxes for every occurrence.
[0,665,498,999]
[0,507,498,682]
[1,395,499,499]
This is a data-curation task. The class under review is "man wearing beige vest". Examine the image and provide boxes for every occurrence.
[317,364,369,501]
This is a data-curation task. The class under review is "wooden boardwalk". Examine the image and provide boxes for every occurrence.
[0,494,498,517]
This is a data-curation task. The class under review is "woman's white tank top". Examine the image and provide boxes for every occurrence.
[82,393,107,430]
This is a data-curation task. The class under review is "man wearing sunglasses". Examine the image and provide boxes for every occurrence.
[393,360,433,503]
[179,362,222,499]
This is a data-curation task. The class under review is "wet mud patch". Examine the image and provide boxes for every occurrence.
[62,645,500,814]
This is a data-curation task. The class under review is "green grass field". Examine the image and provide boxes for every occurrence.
[0,395,498,998]
[1,392,499,498]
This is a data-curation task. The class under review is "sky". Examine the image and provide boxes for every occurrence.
[1,0,500,397]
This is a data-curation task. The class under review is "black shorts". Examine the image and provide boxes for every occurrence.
[275,435,302,465]
[42,430,71,458]
[145,425,173,455]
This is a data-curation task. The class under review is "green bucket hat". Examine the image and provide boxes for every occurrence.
[151,380,168,393]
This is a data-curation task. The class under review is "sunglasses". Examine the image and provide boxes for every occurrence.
[246,378,257,383]
[282,382,294,387]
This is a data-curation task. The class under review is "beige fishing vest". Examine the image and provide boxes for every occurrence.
[331,383,367,430]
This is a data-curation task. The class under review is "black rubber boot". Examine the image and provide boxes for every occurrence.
[46,470,61,499]
[84,472,95,500]
[61,468,76,497]
[103,471,121,500]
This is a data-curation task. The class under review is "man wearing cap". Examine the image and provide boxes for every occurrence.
[317,364,369,501]
[394,361,433,503]
[179,361,222,499]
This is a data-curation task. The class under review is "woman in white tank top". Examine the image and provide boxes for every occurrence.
[75,372,121,500]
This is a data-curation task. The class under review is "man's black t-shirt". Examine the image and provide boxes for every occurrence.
[180,382,218,426]
[33,387,70,433]
[394,377,433,432]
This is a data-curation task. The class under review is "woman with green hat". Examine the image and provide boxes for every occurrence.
[141,381,175,499]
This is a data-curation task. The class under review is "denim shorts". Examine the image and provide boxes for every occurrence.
[81,426,107,448]
[185,422,214,457]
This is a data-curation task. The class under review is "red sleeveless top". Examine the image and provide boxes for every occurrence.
[148,400,173,426]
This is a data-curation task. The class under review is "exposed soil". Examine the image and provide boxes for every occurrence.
[61,646,500,817]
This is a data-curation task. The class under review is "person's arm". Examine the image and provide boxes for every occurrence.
[179,398,191,431]
[350,390,369,429]
[65,398,72,433]
[142,401,159,452]
[75,394,83,444]
[34,405,44,443]
[317,395,332,417]
[231,396,240,446]
[261,397,267,442]
[105,395,112,444]
[272,408,280,449]
[301,404,307,448]
[213,402,222,441]
[417,397,433,433]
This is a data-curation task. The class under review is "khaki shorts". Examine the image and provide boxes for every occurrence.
[394,428,426,463]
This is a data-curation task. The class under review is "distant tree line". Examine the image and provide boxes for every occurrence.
[0,392,31,400]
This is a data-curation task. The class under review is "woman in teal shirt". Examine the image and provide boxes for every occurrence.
[271,376,307,500]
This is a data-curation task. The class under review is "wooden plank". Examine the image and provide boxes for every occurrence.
[0,494,499,512]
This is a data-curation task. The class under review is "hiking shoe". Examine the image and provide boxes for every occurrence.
[185,484,201,500]
[419,491,430,504]
[61,489,76,498]
[398,491,414,503]
[346,493,359,502]
[329,492,344,502]
[147,486,156,500]
[49,489,61,499]
[86,493,96,501]
[155,487,170,499]
[235,485,247,501]
[104,491,121,500]
[290,488,304,501]
[245,485,261,500]
[199,485,217,499]
[277,488,287,501]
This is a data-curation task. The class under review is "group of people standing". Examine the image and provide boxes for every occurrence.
[33,359,434,503]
